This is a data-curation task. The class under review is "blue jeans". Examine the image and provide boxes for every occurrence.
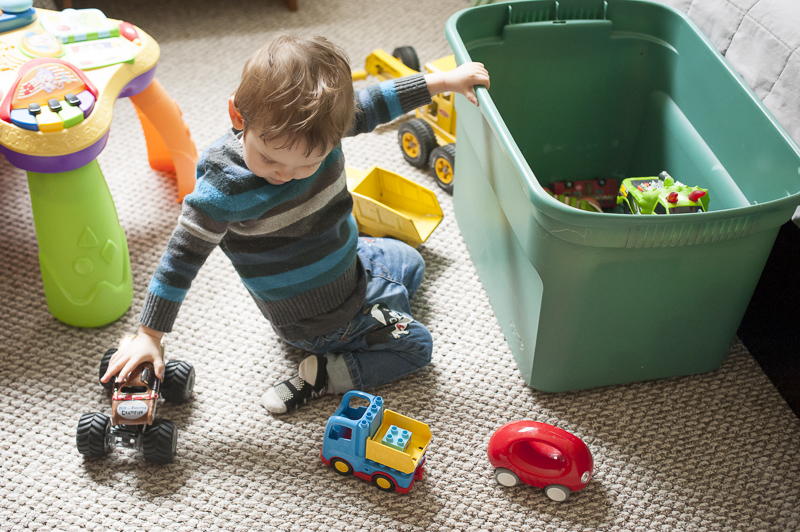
[286,237,433,393]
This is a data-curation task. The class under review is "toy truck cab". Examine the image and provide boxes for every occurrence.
[398,54,459,193]
[111,362,159,426]
[321,391,431,493]
[355,47,460,193]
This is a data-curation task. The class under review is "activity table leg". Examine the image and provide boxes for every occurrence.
[130,78,197,202]
[26,159,133,327]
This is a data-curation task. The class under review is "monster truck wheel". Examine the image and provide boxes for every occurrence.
[98,348,116,390]
[330,458,353,476]
[142,419,178,464]
[392,46,420,72]
[76,412,113,458]
[373,473,397,493]
[428,143,456,194]
[161,361,195,404]
[398,119,436,168]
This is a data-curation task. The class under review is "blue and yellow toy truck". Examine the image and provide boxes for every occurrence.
[321,391,431,493]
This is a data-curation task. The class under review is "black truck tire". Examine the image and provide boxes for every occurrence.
[161,361,195,404]
[142,419,178,464]
[76,412,113,458]
[98,348,116,390]
[391,46,420,72]
[398,119,436,168]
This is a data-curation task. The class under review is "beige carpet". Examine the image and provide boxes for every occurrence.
[2,0,799,530]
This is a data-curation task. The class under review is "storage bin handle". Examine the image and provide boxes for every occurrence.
[508,0,608,24]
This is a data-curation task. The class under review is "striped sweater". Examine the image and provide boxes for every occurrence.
[140,74,431,341]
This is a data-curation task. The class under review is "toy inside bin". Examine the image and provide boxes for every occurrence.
[447,0,800,392]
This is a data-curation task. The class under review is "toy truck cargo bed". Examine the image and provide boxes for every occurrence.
[365,409,431,475]
[346,166,443,247]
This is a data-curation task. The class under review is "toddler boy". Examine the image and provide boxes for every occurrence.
[102,34,490,414]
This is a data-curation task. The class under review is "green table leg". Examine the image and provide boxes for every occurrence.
[27,159,133,327]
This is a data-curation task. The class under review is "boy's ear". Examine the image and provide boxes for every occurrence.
[228,97,244,129]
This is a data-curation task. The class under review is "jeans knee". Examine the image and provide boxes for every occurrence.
[406,328,433,368]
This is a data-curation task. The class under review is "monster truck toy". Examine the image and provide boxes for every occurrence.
[76,336,195,464]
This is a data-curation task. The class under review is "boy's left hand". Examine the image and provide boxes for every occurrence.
[425,62,490,106]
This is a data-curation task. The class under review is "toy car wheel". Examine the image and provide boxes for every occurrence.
[398,119,436,168]
[330,458,353,476]
[98,348,116,390]
[76,412,113,458]
[597,178,607,186]
[161,361,195,404]
[544,484,571,502]
[429,143,456,194]
[494,467,520,487]
[142,419,178,464]
[372,473,397,493]
[391,46,420,72]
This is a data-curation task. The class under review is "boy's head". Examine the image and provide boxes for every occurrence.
[229,34,355,184]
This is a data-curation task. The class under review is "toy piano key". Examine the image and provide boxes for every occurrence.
[0,57,99,130]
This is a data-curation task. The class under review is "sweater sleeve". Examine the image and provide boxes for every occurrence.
[139,176,233,333]
[349,73,432,136]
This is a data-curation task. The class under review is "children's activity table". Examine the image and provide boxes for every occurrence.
[0,2,197,327]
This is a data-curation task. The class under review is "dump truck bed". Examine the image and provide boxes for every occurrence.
[346,166,443,247]
[365,409,432,475]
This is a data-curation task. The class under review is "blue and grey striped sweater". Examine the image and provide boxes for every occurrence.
[139,74,431,341]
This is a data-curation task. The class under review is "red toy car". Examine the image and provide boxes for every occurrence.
[487,421,593,501]
[551,178,618,209]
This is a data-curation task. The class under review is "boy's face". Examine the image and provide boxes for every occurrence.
[240,130,329,186]
[229,97,330,186]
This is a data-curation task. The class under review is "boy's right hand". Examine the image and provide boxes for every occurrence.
[101,326,166,384]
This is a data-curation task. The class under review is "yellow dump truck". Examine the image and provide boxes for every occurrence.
[353,47,459,194]
[346,166,443,248]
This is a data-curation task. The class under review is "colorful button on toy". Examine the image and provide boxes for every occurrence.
[20,30,64,59]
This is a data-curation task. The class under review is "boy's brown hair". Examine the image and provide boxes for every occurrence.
[233,34,355,156]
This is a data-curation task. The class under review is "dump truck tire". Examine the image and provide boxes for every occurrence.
[392,46,420,72]
[373,473,397,493]
[398,119,436,168]
[331,458,353,476]
[429,143,456,194]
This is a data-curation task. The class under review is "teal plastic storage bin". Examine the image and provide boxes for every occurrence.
[446,0,800,392]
